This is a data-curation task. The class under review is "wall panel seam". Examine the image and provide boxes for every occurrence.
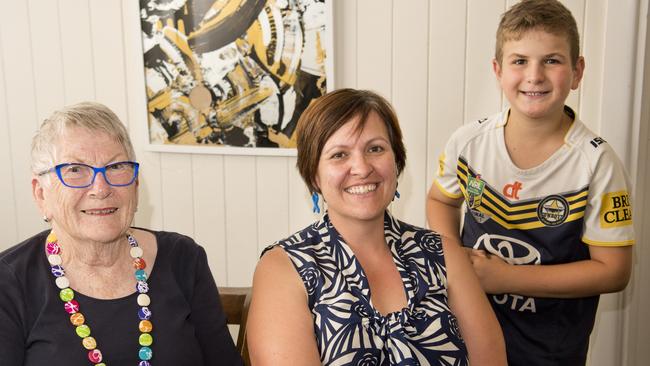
[25,1,40,129]
[56,0,67,102]
[117,0,130,129]
[0,28,18,241]
[88,1,98,100]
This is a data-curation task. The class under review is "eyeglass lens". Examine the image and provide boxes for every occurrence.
[59,162,137,187]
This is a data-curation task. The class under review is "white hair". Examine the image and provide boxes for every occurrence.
[31,102,136,176]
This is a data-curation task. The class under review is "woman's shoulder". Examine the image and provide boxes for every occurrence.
[0,230,50,272]
[391,217,443,248]
[389,217,447,269]
[131,227,207,276]
[132,227,202,253]
[0,231,52,310]
[261,219,325,257]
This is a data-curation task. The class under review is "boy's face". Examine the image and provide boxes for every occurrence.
[493,29,584,122]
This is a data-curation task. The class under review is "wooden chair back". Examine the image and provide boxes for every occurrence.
[219,286,252,366]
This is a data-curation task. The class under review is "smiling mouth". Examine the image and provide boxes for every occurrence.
[521,91,549,96]
[82,208,118,215]
[345,184,377,195]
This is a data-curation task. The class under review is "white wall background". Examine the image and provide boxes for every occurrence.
[0,0,648,364]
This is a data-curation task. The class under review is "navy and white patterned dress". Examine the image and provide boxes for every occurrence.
[267,211,468,365]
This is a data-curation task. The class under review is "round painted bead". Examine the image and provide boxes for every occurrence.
[138,346,153,360]
[51,265,65,277]
[55,276,70,289]
[137,294,151,306]
[75,324,91,338]
[70,312,85,326]
[138,307,152,320]
[48,254,62,265]
[139,333,153,346]
[82,336,97,350]
[135,269,147,281]
[133,257,146,270]
[139,320,153,333]
[64,300,80,314]
[87,348,102,363]
[127,234,137,246]
[138,361,151,366]
[59,288,74,302]
[130,246,144,258]
[46,232,57,243]
[136,281,149,294]
[46,241,60,255]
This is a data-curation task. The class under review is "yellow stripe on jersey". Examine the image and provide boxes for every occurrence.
[463,201,586,230]
[434,180,464,199]
[457,161,589,230]
[582,237,635,247]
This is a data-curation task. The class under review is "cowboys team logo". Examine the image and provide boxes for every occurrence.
[537,195,569,226]
[466,175,485,209]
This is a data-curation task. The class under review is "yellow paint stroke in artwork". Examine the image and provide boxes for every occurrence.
[177,19,186,35]
[148,89,172,112]
[316,31,325,67]
[217,86,274,123]
[163,27,203,82]
[247,11,298,86]
[268,128,297,148]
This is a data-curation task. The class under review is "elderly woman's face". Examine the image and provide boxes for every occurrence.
[34,127,138,244]
[315,111,397,226]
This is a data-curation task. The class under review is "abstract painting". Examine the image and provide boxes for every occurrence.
[139,0,332,155]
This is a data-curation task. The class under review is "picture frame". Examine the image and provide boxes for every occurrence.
[139,0,334,156]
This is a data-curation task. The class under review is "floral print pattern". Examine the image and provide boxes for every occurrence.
[268,212,469,365]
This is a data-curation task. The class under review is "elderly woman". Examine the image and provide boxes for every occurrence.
[248,89,506,365]
[0,102,242,365]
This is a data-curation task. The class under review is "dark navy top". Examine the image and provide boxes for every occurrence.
[0,229,242,366]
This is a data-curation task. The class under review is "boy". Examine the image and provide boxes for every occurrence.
[426,0,634,365]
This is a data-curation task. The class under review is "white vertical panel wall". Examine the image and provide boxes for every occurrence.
[0,0,647,363]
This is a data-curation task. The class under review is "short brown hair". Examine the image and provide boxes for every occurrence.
[296,88,406,194]
[495,0,580,66]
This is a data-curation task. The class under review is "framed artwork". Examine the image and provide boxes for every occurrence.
[139,0,333,156]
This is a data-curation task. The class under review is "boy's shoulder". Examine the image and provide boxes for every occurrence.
[447,109,507,146]
[566,117,622,167]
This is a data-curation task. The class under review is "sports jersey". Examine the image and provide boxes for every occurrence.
[434,106,634,366]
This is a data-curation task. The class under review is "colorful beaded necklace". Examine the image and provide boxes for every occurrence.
[45,231,154,366]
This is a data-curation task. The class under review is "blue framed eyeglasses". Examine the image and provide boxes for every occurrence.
[38,161,140,188]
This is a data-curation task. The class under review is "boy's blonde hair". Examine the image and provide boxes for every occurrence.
[495,0,580,67]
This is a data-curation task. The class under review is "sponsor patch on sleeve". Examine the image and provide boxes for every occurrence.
[600,191,633,228]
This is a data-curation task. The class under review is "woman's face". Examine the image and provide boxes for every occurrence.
[33,127,138,244]
[315,111,397,227]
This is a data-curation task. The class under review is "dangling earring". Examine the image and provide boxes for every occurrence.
[311,192,321,214]
[393,182,400,201]
[43,216,50,223]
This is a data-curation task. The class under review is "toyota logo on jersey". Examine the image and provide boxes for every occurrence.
[474,233,541,265]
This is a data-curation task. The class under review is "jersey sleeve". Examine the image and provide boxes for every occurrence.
[433,128,464,199]
[581,146,635,246]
